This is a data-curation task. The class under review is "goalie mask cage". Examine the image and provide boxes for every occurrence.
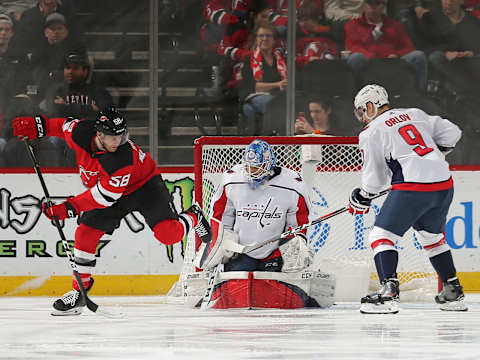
[173,136,438,302]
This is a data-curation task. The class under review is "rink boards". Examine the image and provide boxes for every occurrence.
[0,166,479,296]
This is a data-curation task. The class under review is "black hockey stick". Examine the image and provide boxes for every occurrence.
[225,188,391,255]
[24,139,121,318]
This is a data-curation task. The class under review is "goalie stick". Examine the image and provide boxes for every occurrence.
[224,189,391,255]
[24,139,122,319]
[199,264,223,310]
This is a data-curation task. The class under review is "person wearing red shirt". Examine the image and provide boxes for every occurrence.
[295,1,338,68]
[12,108,211,315]
[344,0,428,90]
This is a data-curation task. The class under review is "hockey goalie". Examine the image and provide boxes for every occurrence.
[187,139,336,309]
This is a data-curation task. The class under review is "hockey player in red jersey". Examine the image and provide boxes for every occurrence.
[348,84,467,314]
[13,108,211,315]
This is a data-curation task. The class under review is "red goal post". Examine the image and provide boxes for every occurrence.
[184,136,438,302]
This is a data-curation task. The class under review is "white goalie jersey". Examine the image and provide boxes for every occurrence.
[209,164,312,259]
[359,107,462,194]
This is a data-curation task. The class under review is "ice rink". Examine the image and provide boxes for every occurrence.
[1,294,479,359]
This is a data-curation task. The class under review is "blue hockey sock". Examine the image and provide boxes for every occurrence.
[374,250,398,282]
[429,251,457,283]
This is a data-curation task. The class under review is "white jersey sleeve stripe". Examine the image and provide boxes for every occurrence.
[91,184,116,207]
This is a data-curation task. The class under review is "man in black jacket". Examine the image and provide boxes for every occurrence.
[44,53,113,119]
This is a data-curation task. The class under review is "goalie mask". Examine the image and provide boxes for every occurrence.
[243,139,276,189]
[95,107,129,145]
[354,84,389,123]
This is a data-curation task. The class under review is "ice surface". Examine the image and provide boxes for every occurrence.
[0,294,479,359]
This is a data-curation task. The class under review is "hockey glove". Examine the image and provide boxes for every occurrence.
[13,114,48,140]
[42,198,78,221]
[437,145,454,155]
[349,188,374,215]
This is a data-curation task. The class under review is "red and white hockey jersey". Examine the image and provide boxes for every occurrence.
[209,164,312,259]
[47,117,158,212]
[359,108,462,194]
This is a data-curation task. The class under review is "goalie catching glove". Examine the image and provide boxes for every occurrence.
[42,198,78,221]
[281,233,314,272]
[13,114,48,140]
[349,188,376,215]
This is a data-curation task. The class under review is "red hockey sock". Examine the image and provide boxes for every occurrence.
[72,224,104,290]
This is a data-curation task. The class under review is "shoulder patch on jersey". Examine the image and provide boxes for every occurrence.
[98,143,134,175]
[71,120,97,154]
[227,169,235,174]
[294,176,302,182]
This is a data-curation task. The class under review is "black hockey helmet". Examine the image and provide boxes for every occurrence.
[95,107,127,136]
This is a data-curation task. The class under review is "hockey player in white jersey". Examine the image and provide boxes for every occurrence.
[208,139,313,273]
[349,84,467,314]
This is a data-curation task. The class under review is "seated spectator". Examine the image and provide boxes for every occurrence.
[43,53,113,119]
[30,12,86,96]
[344,0,428,91]
[465,0,480,19]
[10,0,77,57]
[265,0,324,36]
[240,20,287,134]
[217,3,271,90]
[201,0,253,51]
[294,96,344,135]
[417,0,480,75]
[296,1,338,68]
[0,14,29,150]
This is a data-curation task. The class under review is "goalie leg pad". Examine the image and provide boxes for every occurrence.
[210,272,329,309]
[153,219,184,245]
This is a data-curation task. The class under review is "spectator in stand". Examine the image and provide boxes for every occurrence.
[465,0,480,19]
[0,14,29,151]
[344,0,428,91]
[43,53,113,119]
[265,0,324,36]
[10,0,77,57]
[416,0,480,68]
[218,3,273,90]
[294,96,345,135]
[201,0,253,51]
[30,12,86,96]
[240,20,287,134]
[296,1,338,68]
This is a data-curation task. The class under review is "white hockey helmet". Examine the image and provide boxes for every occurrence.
[353,84,389,122]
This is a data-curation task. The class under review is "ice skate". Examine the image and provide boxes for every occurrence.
[185,203,211,243]
[360,278,399,314]
[435,277,468,312]
[51,278,94,316]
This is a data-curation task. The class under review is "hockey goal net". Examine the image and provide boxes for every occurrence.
[172,136,437,302]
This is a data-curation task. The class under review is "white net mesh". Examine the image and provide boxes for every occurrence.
[173,136,437,302]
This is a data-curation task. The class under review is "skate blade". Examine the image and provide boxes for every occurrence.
[440,300,468,312]
[360,300,399,314]
[51,307,83,316]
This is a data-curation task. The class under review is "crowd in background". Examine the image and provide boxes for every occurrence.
[0,0,479,167]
